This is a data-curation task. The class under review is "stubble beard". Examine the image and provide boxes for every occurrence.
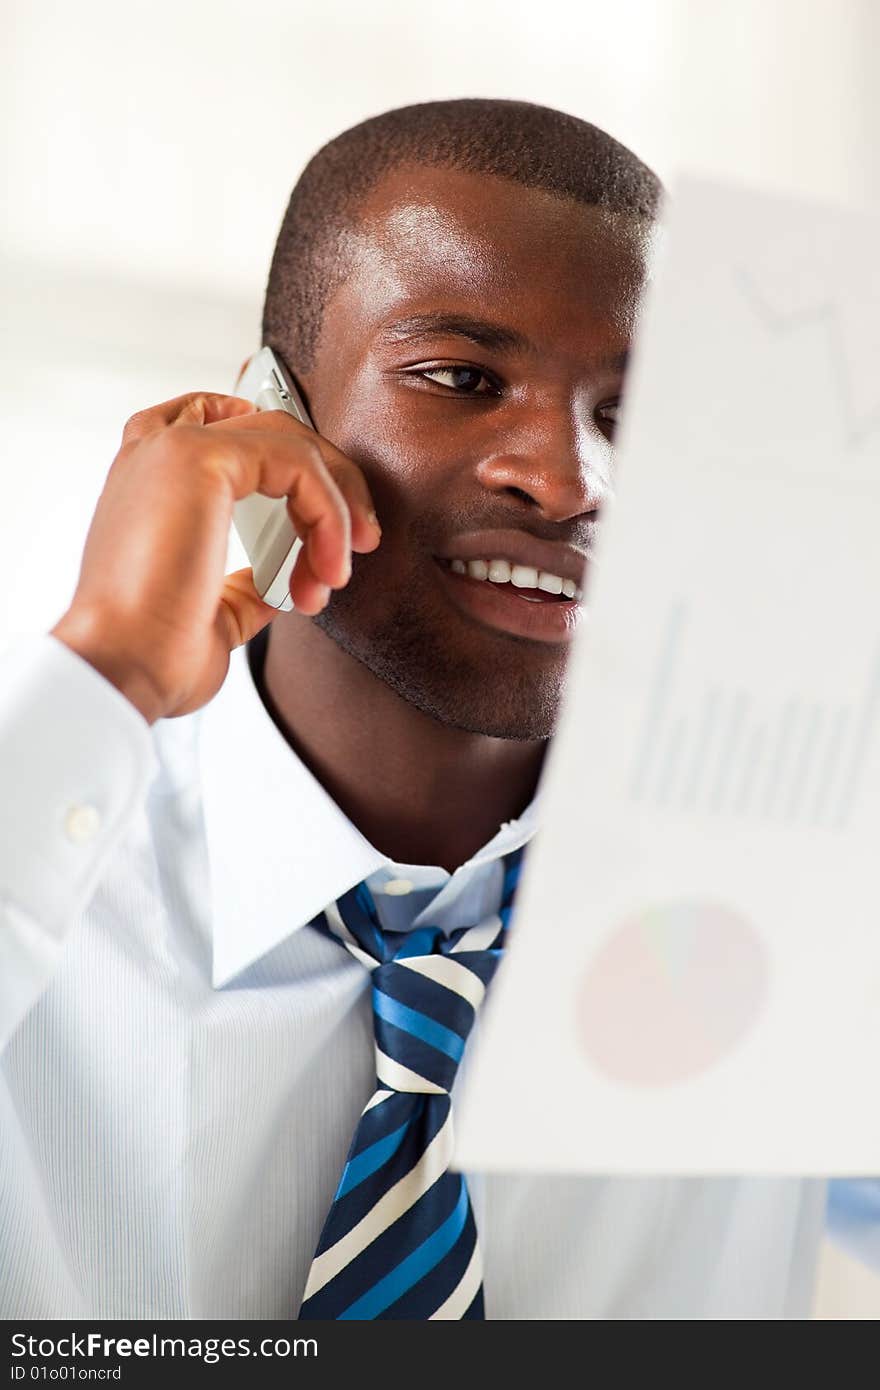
[311,564,565,741]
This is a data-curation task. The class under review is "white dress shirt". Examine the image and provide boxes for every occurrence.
[0,631,869,1319]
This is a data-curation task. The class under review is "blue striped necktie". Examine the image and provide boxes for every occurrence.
[298,845,524,1320]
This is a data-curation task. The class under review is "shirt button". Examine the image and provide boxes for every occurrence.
[383,877,414,896]
[64,804,101,845]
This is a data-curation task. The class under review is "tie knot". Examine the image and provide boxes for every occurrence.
[371,954,493,1094]
[311,845,526,1094]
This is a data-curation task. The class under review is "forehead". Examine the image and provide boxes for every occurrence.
[326,162,653,345]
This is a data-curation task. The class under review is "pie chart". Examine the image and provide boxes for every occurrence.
[576,900,769,1086]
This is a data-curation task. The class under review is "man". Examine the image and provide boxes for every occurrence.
[0,98,872,1320]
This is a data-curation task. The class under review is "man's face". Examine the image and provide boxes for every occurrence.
[297,163,652,740]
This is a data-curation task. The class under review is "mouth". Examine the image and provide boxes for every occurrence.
[432,556,585,645]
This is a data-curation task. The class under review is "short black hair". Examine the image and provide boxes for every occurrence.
[262,97,662,374]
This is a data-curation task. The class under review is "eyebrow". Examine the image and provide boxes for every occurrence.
[379,313,535,355]
[379,311,630,374]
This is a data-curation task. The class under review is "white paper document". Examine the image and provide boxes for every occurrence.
[455,177,880,1175]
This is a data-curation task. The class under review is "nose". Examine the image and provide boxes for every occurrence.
[473,399,612,521]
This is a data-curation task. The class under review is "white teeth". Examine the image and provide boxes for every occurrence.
[448,557,583,602]
[511,564,539,588]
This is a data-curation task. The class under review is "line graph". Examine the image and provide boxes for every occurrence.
[734,265,880,453]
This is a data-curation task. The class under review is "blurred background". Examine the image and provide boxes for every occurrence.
[2,0,878,1316]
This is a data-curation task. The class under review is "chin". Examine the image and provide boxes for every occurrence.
[377,665,559,741]
[316,611,560,742]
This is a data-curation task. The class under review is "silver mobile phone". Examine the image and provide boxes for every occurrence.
[231,346,314,611]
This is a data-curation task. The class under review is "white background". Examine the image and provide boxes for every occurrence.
[1,0,878,1316]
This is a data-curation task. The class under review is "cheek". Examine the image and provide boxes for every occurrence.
[341,523,439,626]
[310,364,476,537]
[333,388,467,506]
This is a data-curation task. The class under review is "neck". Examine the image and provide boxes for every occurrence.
[253,617,546,874]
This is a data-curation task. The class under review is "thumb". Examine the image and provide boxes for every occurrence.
[215,567,281,652]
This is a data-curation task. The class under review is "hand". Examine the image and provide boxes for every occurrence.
[50,391,381,725]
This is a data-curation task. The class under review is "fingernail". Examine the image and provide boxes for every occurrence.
[367,509,381,533]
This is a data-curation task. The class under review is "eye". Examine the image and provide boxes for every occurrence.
[597,401,620,425]
[596,401,622,437]
[415,365,499,395]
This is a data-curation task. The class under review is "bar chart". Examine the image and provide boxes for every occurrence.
[628,602,880,829]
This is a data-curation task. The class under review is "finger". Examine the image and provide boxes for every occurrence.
[288,547,332,615]
[282,446,352,589]
[123,392,256,444]
[202,425,351,589]
[208,410,382,545]
[277,513,331,615]
[215,567,280,651]
[214,431,353,590]
[219,551,329,628]
[205,407,316,439]
[321,457,382,552]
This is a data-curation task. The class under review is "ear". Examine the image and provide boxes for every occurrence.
[234,354,254,390]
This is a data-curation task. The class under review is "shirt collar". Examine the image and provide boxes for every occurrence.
[196,638,543,988]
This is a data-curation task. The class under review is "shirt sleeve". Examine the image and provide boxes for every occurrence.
[826,1180,880,1273]
[0,633,159,1050]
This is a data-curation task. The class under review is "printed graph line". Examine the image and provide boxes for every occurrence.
[832,647,880,828]
[707,689,749,813]
[628,602,685,801]
[680,685,722,810]
[732,721,766,817]
[783,704,825,822]
[760,698,799,819]
[656,714,687,808]
[808,708,849,824]
[630,603,880,830]
[733,266,880,451]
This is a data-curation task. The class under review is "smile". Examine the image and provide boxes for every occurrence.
[446,556,582,602]
[433,557,585,645]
